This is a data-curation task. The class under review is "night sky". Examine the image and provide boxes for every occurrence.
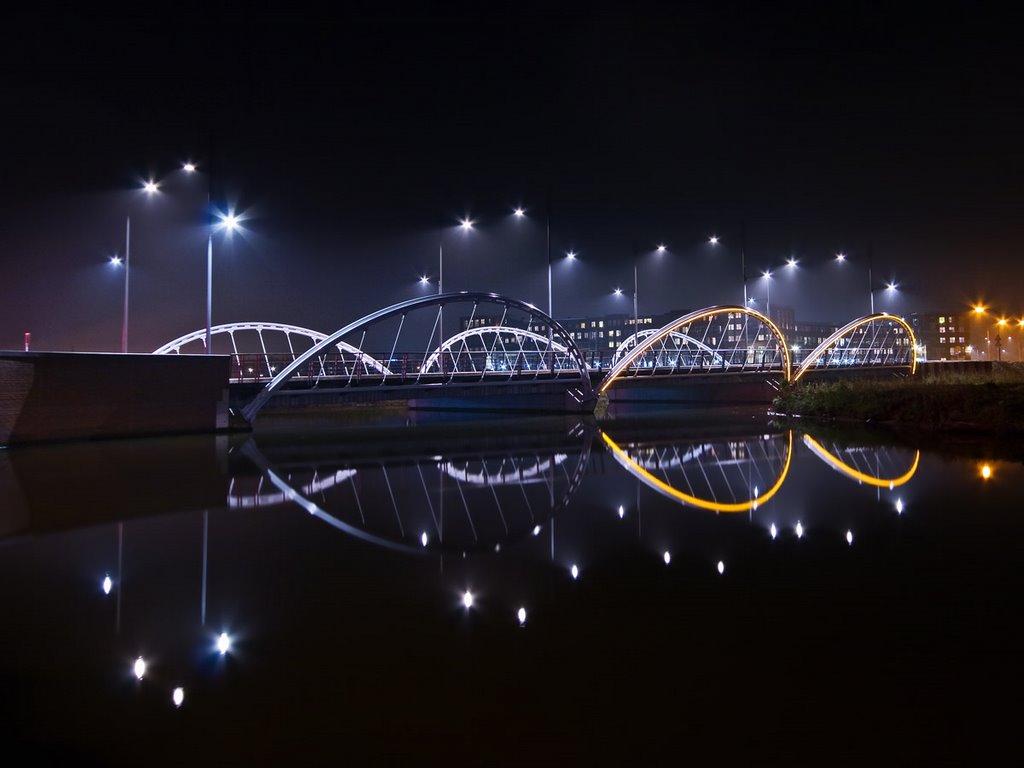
[2,2,1021,352]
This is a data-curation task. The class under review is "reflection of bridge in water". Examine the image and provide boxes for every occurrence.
[601,429,920,514]
[153,293,919,420]
[236,423,593,554]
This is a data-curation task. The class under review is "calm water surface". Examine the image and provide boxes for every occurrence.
[1,408,1020,764]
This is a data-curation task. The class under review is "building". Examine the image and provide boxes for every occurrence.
[908,312,969,361]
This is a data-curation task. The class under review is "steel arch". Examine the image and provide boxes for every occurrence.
[421,326,583,373]
[241,292,592,422]
[599,305,792,393]
[792,313,917,382]
[611,328,727,367]
[152,322,392,376]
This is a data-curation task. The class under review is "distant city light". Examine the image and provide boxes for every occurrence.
[172,687,185,707]
[570,564,579,580]
[216,632,231,655]
[102,575,112,595]
[462,590,474,609]
[981,464,992,480]
[134,657,146,680]
[709,235,719,245]
[517,607,527,626]
[791,344,801,353]
[973,305,986,315]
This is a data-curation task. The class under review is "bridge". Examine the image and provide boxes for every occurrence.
[153,292,918,421]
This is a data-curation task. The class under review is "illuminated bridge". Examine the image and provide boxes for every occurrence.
[153,294,918,421]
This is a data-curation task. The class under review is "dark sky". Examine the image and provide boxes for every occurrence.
[2,2,1022,351]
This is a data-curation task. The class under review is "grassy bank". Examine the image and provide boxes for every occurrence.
[773,365,1024,433]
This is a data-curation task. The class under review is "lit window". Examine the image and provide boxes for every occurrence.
[599,321,604,328]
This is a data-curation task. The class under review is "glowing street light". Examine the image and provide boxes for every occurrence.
[708,235,719,246]
[717,560,725,575]
[762,270,773,319]
[462,590,474,609]
[786,257,798,269]
[133,656,147,680]
[109,255,123,267]
[419,275,430,286]
[172,687,185,707]
[183,162,197,174]
[980,464,993,480]
[216,632,232,655]
[835,252,846,262]
[566,250,577,261]
[885,281,898,292]
[517,607,527,626]
[513,207,525,219]
[143,179,159,195]
[656,244,666,254]
[102,575,113,595]
[570,564,579,580]
[663,551,672,565]
[459,217,474,232]
[614,287,623,296]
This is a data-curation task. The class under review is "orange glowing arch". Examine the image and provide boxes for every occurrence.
[792,313,918,383]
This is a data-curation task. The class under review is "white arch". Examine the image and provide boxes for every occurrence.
[442,454,568,485]
[611,328,727,367]
[421,326,584,373]
[153,322,391,375]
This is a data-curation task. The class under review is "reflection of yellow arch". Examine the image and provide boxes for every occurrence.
[802,434,920,488]
[793,313,918,382]
[599,305,792,393]
[601,430,793,513]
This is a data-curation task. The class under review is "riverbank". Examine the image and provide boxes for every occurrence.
[773,365,1024,434]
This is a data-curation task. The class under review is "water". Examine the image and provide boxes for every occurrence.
[1,409,1020,764]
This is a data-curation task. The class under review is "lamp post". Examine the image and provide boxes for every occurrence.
[207,210,241,353]
[110,179,159,353]
[762,270,773,320]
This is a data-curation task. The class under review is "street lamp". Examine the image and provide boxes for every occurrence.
[111,179,160,353]
[762,270,773,319]
[206,207,243,353]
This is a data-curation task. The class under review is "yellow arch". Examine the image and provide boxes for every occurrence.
[793,313,918,383]
[802,434,920,488]
[601,430,793,514]
[599,305,792,393]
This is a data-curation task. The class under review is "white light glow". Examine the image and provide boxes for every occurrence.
[618,505,625,519]
[459,217,474,231]
[709,235,719,245]
[462,590,474,609]
[614,287,623,296]
[835,252,846,261]
[517,607,527,625]
[717,560,725,575]
[846,530,854,545]
[183,163,196,173]
[895,498,904,514]
[570,564,579,580]
[566,250,577,260]
[217,632,231,655]
[172,687,185,707]
[656,244,666,253]
[419,275,430,285]
[102,575,112,595]
[770,523,778,540]
[143,180,159,194]
[134,657,146,680]
[787,257,797,268]
[886,282,898,291]
[663,551,671,565]
[220,213,240,231]
[513,207,525,218]
[795,521,804,539]
[420,532,428,547]
[532,525,541,536]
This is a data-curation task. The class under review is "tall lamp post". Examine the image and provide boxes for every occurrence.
[110,179,159,353]
[206,210,241,353]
